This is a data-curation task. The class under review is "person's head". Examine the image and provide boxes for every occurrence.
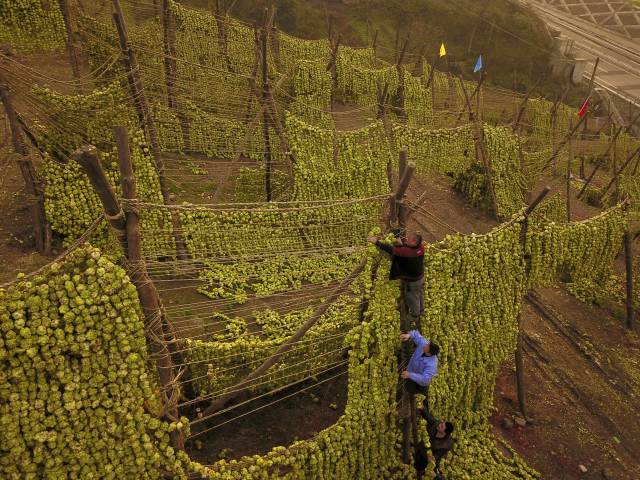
[436,421,454,437]
[423,341,440,357]
[405,232,423,248]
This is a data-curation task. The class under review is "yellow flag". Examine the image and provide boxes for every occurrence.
[439,43,446,58]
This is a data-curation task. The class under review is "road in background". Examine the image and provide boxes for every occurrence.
[525,0,640,110]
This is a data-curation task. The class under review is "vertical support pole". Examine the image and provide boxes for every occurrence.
[162,0,189,151]
[395,156,416,464]
[371,30,378,60]
[517,187,551,420]
[328,34,342,109]
[612,135,619,203]
[73,143,184,451]
[261,16,272,202]
[567,120,573,222]
[112,0,167,200]
[58,0,81,79]
[113,0,187,259]
[395,38,409,120]
[0,79,46,253]
[624,227,634,330]
[162,0,177,111]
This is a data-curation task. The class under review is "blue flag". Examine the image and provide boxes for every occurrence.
[473,55,483,73]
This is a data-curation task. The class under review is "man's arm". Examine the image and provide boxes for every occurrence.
[419,407,438,426]
[367,236,393,255]
[409,330,427,347]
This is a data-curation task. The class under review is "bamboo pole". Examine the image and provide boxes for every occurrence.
[578,109,640,198]
[600,145,640,199]
[624,227,634,330]
[566,122,573,222]
[73,143,185,451]
[162,0,190,151]
[327,34,342,108]
[459,76,498,217]
[112,0,188,259]
[396,155,417,464]
[161,0,177,110]
[58,0,80,79]
[512,78,542,134]
[396,38,409,119]
[260,18,272,201]
[0,78,46,253]
[516,186,550,419]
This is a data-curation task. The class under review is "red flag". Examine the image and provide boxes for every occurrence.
[578,98,589,117]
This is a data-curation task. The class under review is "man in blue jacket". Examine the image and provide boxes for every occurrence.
[400,330,439,403]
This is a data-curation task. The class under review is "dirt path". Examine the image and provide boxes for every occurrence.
[492,288,640,480]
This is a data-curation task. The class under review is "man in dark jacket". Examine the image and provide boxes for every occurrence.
[417,403,454,477]
[367,232,425,319]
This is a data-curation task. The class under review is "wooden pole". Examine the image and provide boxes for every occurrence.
[567,121,573,222]
[58,0,80,79]
[459,76,498,216]
[396,38,409,119]
[161,0,177,111]
[194,257,368,423]
[112,0,188,259]
[512,78,542,134]
[458,76,476,122]
[372,30,378,60]
[624,227,634,330]
[541,112,589,174]
[396,154,417,464]
[577,110,640,198]
[261,16,272,202]
[412,45,427,77]
[0,79,46,253]
[327,34,342,108]
[600,144,640,199]
[516,186,551,419]
[73,143,185,451]
[112,1,166,199]
[214,0,235,72]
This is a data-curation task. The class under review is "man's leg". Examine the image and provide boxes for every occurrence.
[405,277,424,320]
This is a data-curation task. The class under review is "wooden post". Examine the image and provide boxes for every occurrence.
[58,0,80,79]
[600,145,640,199]
[161,0,190,151]
[459,77,498,217]
[327,34,342,108]
[612,135,619,203]
[566,121,573,222]
[512,78,541,134]
[412,45,426,77]
[395,38,409,120]
[112,0,167,201]
[371,30,378,60]
[0,79,46,253]
[458,76,475,122]
[541,112,590,174]
[193,257,368,424]
[161,0,177,111]
[624,227,634,330]
[516,186,551,419]
[73,143,185,451]
[214,0,235,72]
[476,76,483,124]
[577,111,640,198]
[260,17,273,202]
[112,0,188,259]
